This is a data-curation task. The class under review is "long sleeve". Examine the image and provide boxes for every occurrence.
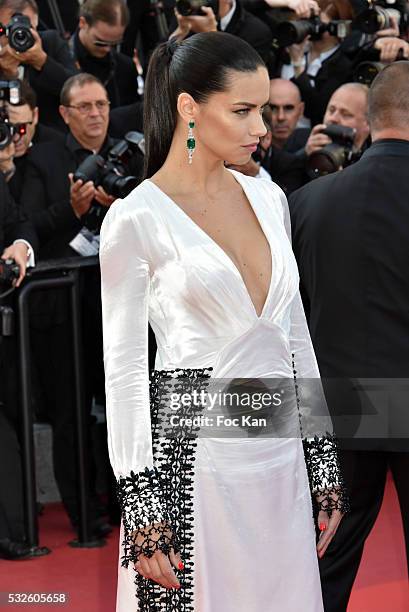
[100,201,173,564]
[276,184,349,513]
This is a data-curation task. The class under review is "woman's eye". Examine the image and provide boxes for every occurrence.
[234,109,250,115]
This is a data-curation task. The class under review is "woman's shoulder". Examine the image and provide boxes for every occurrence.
[100,180,160,253]
[101,180,159,228]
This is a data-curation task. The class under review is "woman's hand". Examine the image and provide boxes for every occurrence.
[315,491,344,558]
[133,523,184,590]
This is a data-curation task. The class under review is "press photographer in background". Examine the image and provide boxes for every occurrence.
[170,0,275,70]
[70,0,141,109]
[275,0,354,125]
[0,0,78,131]
[0,77,38,558]
[303,81,370,177]
[353,0,409,85]
[2,79,64,201]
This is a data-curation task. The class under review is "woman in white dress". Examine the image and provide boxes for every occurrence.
[100,32,348,612]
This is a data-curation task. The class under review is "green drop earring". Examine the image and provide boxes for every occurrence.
[187,121,195,165]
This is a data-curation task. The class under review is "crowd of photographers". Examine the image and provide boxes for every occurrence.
[0,0,408,560]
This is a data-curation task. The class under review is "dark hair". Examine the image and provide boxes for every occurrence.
[368,61,409,132]
[60,73,106,106]
[143,32,266,178]
[80,0,129,27]
[17,79,37,109]
[0,0,38,14]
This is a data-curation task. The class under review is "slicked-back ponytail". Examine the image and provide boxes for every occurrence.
[143,32,265,179]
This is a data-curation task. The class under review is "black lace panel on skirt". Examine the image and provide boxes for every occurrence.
[117,367,213,611]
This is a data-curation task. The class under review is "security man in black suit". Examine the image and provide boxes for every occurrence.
[0,0,78,131]
[289,61,409,611]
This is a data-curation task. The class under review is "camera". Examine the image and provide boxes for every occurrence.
[176,0,219,17]
[0,13,35,53]
[275,16,351,46]
[0,80,21,105]
[73,131,144,231]
[0,258,19,288]
[0,107,27,150]
[306,125,356,179]
[0,80,22,150]
[354,49,407,85]
[353,4,400,33]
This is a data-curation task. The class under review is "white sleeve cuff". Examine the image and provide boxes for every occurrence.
[13,240,35,267]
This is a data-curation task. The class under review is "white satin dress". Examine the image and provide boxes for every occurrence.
[100,169,325,612]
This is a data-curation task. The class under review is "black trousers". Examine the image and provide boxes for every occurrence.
[319,449,409,612]
[29,267,106,524]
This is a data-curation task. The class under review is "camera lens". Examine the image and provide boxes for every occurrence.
[307,144,347,178]
[9,27,35,52]
[354,61,384,86]
[0,122,12,150]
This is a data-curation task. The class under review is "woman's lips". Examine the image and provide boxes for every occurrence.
[242,143,258,152]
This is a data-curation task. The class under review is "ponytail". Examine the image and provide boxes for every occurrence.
[143,40,177,179]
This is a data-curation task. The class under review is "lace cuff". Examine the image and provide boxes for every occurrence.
[303,434,350,515]
[117,466,177,566]
[291,353,350,515]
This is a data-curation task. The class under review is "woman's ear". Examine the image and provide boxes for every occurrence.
[177,92,197,126]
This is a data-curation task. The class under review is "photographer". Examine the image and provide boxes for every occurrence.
[18,73,137,537]
[305,81,370,158]
[70,0,141,109]
[0,170,38,559]
[353,9,409,83]
[4,80,64,201]
[280,1,354,125]
[0,0,78,131]
[171,0,274,69]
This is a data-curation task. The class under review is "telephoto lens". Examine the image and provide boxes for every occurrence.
[353,5,400,34]
[354,61,384,85]
[306,125,356,178]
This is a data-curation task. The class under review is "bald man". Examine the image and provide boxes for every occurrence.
[268,78,306,150]
[305,83,370,157]
[289,62,409,611]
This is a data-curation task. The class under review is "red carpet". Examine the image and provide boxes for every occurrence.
[1,473,408,611]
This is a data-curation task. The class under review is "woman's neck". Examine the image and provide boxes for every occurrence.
[151,129,230,197]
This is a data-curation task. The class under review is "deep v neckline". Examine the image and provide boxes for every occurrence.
[147,170,274,319]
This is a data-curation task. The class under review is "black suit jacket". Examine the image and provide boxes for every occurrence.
[71,31,141,109]
[0,174,37,254]
[8,123,65,202]
[26,30,79,131]
[289,139,409,450]
[223,1,274,70]
[292,48,353,126]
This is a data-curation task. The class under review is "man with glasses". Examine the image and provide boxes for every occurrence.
[70,0,140,108]
[17,73,130,540]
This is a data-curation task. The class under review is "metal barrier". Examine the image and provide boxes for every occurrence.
[17,256,106,550]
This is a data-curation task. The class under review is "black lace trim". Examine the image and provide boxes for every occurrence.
[117,367,212,611]
[291,353,350,516]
